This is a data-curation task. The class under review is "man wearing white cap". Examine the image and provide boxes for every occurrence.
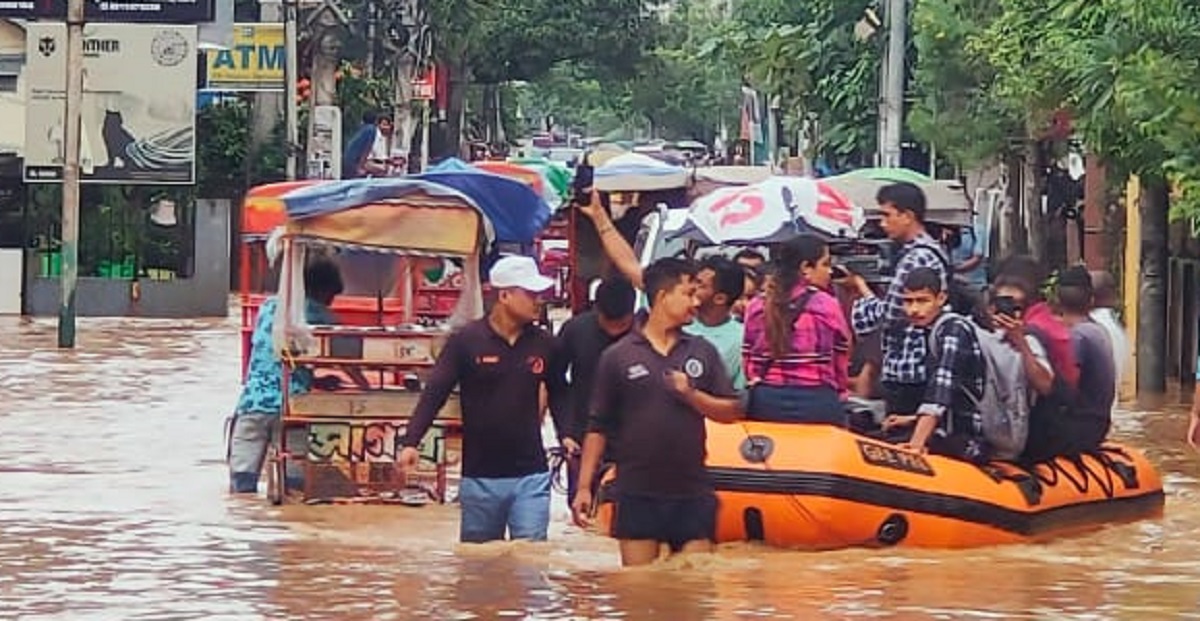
[400,255,569,543]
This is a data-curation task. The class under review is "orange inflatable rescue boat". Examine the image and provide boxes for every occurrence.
[596,422,1164,549]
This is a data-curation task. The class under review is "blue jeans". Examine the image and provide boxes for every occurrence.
[459,471,551,543]
[747,385,846,426]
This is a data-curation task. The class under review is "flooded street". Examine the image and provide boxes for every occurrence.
[2,312,1199,620]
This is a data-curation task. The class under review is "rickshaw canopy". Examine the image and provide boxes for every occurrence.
[823,168,972,226]
[242,180,323,238]
[279,178,488,256]
[689,166,774,201]
[417,158,552,241]
[474,159,573,211]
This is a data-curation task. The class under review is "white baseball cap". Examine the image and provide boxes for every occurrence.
[489,255,555,293]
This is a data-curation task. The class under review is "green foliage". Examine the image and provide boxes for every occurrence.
[909,0,1021,167]
[335,62,392,138]
[515,63,636,137]
[703,0,881,164]
[910,0,1200,219]
[195,99,287,198]
[518,3,738,142]
[429,0,652,85]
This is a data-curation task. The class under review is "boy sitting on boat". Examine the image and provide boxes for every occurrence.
[881,267,991,462]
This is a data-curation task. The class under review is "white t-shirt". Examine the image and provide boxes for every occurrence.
[1089,308,1128,391]
[1015,332,1052,406]
[1025,334,1053,375]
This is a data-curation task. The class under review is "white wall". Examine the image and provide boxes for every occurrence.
[0,249,21,314]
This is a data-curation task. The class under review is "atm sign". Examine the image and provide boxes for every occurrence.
[205,23,285,91]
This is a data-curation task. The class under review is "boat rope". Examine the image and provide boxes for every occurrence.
[733,423,883,549]
[989,446,1133,501]
[1034,457,1114,497]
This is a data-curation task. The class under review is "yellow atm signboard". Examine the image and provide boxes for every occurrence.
[206,23,284,91]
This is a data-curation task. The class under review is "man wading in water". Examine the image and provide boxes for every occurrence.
[572,258,743,567]
[399,255,568,543]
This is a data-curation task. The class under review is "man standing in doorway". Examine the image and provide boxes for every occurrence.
[400,255,567,543]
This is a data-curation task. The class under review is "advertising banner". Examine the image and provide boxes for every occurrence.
[24,23,197,185]
[204,23,283,91]
[0,0,214,23]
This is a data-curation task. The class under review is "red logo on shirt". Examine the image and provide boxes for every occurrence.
[527,356,545,374]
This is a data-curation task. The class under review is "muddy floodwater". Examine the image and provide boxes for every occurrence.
[1,313,1199,620]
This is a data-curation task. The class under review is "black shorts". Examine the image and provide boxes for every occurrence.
[612,491,718,551]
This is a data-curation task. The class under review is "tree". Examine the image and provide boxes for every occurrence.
[514,62,637,138]
[426,0,655,154]
[910,0,1200,394]
[908,0,1020,169]
[705,0,880,167]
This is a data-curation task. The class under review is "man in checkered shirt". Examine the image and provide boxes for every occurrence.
[841,183,951,416]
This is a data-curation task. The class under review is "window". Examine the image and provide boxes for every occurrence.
[0,53,22,94]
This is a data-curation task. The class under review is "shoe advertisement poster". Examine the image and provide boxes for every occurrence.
[23,23,197,184]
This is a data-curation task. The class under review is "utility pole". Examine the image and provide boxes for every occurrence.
[878,0,906,168]
[283,0,299,179]
[58,0,84,348]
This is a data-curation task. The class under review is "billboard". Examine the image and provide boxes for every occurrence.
[24,23,197,184]
[203,23,283,91]
[0,0,214,23]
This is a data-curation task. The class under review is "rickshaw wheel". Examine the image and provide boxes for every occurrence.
[266,449,284,506]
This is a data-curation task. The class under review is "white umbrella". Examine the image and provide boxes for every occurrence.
[593,152,689,192]
[678,176,865,245]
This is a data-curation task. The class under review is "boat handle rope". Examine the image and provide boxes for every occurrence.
[734,422,885,549]
[1023,447,1131,499]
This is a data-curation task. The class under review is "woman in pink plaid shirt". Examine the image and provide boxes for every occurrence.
[741,234,851,425]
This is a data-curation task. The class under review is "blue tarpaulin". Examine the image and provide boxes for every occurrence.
[280,168,551,245]
[413,158,552,243]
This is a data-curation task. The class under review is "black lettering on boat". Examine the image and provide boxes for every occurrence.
[857,440,935,477]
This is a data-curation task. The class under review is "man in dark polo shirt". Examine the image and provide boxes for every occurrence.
[399,255,567,543]
[571,258,743,567]
[548,276,636,504]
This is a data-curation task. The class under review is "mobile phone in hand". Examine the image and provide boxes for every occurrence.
[572,160,594,206]
[831,264,850,279]
[993,295,1022,318]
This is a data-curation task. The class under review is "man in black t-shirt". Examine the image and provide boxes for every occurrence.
[400,255,567,543]
[572,258,743,567]
[548,277,636,504]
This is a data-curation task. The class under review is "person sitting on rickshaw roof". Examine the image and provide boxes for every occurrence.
[227,259,368,494]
